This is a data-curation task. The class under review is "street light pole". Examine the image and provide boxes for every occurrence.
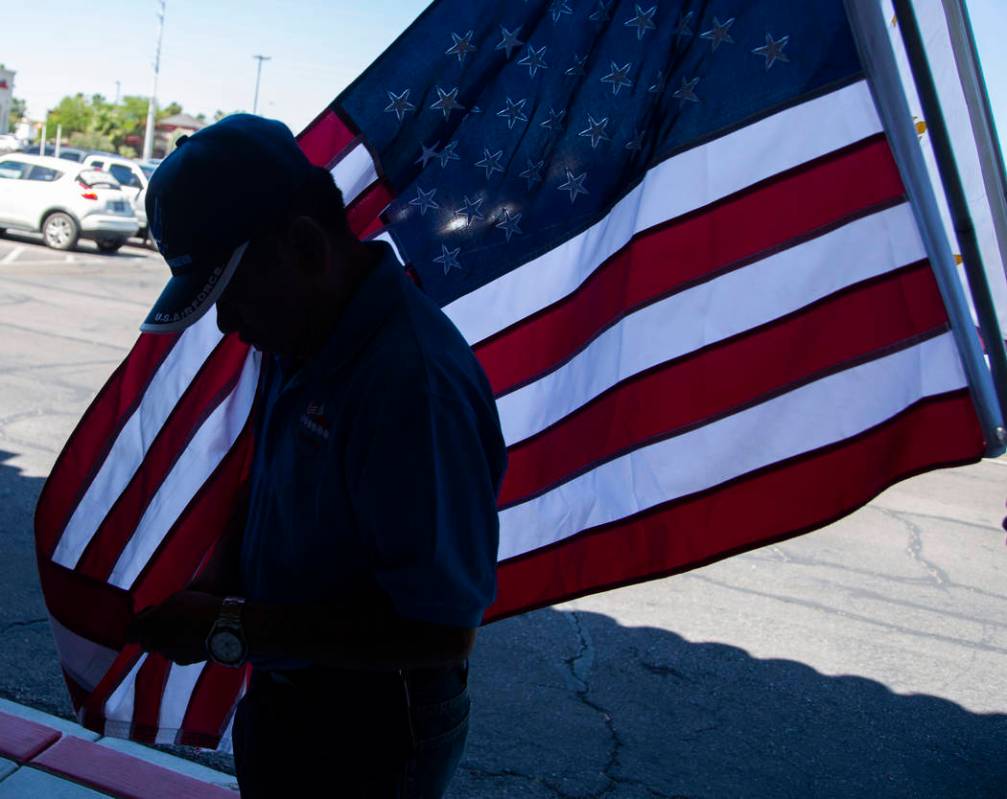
[252,54,271,115]
[142,0,166,161]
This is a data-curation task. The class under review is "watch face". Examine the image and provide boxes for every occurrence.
[210,630,244,664]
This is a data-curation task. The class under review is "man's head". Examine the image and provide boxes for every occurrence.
[143,114,370,356]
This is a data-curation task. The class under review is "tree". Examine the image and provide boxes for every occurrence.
[7,97,26,133]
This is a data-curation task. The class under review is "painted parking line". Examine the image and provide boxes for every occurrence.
[0,247,25,265]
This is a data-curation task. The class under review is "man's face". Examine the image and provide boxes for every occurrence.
[215,233,311,355]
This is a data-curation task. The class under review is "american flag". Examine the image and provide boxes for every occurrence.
[35,0,990,750]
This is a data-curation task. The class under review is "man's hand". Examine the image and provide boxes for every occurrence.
[125,591,222,665]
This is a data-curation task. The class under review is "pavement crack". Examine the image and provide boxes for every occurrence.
[558,611,626,798]
[0,618,48,636]
[877,506,953,589]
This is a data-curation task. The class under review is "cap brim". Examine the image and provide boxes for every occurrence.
[140,241,248,334]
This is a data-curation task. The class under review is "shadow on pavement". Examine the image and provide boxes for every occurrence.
[460,605,1006,798]
[1,452,1003,796]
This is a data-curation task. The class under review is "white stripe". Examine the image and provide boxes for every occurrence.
[369,229,404,263]
[498,203,926,446]
[108,348,261,588]
[53,311,225,569]
[103,654,146,729]
[444,80,883,346]
[330,142,378,205]
[0,246,25,264]
[154,662,205,744]
[498,332,967,560]
[49,616,118,692]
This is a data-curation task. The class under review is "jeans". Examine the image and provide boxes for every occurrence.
[233,662,470,798]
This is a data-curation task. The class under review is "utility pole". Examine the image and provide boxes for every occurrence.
[142,0,166,161]
[115,81,121,105]
[252,54,271,115]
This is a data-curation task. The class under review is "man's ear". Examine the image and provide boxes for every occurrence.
[285,215,331,277]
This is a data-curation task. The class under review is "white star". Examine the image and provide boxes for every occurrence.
[519,158,545,188]
[624,5,657,40]
[474,148,505,180]
[648,70,667,94]
[549,0,573,23]
[673,77,700,105]
[408,186,439,216]
[436,140,461,168]
[700,16,735,51]
[384,89,415,122]
[445,31,477,64]
[557,169,589,203]
[589,0,613,23]
[518,45,548,78]
[673,11,694,38]
[415,141,440,168]
[496,209,523,242]
[430,86,465,119]
[497,97,529,129]
[601,61,633,96]
[453,195,485,226]
[578,114,611,148]
[496,26,524,59]
[433,244,462,274]
[752,33,790,70]
[625,129,645,151]
[540,107,567,130]
[565,54,588,78]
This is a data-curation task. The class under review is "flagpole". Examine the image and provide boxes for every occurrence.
[844,0,1006,455]
[889,0,1007,435]
[939,0,1007,286]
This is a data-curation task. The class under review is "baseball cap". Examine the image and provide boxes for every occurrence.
[141,114,315,333]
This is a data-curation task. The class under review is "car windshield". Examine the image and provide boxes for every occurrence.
[77,169,121,189]
[139,164,157,179]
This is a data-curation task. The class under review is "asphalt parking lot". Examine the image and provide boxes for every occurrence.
[0,233,1005,797]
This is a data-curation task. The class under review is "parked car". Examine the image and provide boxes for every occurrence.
[0,154,139,252]
[82,154,150,238]
[0,135,20,154]
[17,145,88,163]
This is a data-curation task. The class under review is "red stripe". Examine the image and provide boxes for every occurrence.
[297,108,357,167]
[177,664,249,749]
[35,332,178,557]
[475,135,904,396]
[131,415,257,609]
[486,391,983,622]
[80,647,143,735]
[37,560,133,650]
[498,262,948,507]
[75,337,250,580]
[347,181,394,238]
[130,655,171,744]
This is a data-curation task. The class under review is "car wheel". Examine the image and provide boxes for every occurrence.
[96,239,124,254]
[42,212,79,251]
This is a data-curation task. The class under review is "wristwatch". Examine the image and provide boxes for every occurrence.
[205,597,248,668]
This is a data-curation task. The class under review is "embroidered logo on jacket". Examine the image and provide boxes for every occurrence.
[299,402,331,441]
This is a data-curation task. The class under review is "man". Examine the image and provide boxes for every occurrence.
[126,114,507,798]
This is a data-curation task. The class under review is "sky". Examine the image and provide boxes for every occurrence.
[2,0,1005,137]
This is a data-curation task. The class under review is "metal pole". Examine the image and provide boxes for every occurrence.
[38,122,46,156]
[115,81,121,106]
[142,0,166,161]
[252,55,270,115]
[55,125,61,159]
[891,0,1007,438]
[940,0,1007,286]
[844,0,1005,454]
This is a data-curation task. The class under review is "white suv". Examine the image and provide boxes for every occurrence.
[0,154,139,253]
[83,154,150,239]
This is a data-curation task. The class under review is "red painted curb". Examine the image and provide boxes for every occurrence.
[32,735,236,799]
[0,710,61,763]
